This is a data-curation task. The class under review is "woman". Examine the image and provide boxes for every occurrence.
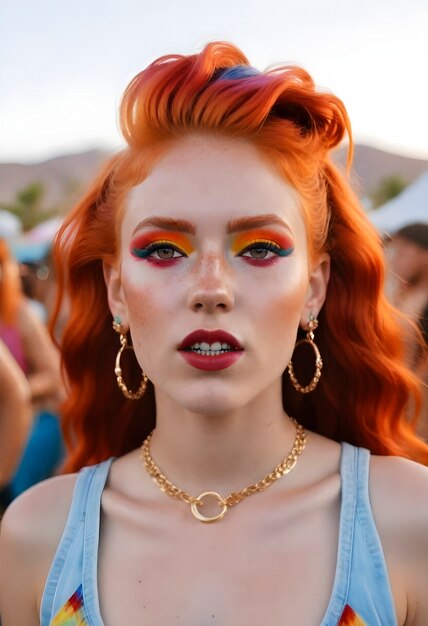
[0,237,64,502]
[0,236,62,415]
[1,42,427,625]
[0,339,31,493]
[387,222,428,439]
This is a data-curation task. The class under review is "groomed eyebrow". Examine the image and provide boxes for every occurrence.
[227,214,289,234]
[132,214,290,236]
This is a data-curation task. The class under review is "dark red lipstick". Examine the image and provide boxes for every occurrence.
[178,329,244,371]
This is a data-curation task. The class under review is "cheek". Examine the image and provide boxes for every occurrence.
[120,266,156,332]
[259,270,308,327]
[264,286,306,327]
[256,263,308,306]
[121,269,179,347]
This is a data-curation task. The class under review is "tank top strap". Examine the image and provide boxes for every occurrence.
[320,442,397,626]
[81,458,113,625]
[349,443,398,625]
[40,458,113,626]
[320,442,360,623]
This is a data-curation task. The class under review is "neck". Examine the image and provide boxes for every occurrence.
[148,380,300,496]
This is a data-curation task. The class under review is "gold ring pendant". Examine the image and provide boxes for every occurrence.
[190,491,228,523]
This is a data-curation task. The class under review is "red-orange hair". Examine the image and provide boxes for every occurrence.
[53,42,428,471]
[0,239,22,326]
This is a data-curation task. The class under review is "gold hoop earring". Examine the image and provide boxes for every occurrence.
[287,314,323,394]
[113,318,148,400]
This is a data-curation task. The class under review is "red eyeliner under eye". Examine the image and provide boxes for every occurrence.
[144,256,182,267]
[242,255,282,267]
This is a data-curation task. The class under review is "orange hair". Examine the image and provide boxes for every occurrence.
[0,239,22,326]
[52,42,428,471]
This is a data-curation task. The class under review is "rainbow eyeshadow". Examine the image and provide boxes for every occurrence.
[130,230,195,259]
[231,229,294,257]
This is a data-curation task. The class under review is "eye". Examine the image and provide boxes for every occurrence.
[131,241,187,260]
[238,240,287,260]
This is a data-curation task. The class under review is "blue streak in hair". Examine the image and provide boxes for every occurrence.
[218,65,261,80]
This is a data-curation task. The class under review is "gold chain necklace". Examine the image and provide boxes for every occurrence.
[140,418,306,523]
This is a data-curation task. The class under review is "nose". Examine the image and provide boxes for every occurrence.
[187,251,235,313]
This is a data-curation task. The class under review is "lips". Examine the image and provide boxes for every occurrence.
[178,329,243,351]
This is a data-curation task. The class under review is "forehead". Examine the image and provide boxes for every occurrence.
[124,135,306,240]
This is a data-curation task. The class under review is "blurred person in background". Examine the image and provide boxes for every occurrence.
[14,216,69,339]
[0,230,65,504]
[0,339,31,511]
[387,222,428,439]
[19,249,70,341]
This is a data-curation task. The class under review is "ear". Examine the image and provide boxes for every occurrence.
[103,261,129,331]
[300,253,330,328]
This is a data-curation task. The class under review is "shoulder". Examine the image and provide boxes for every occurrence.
[1,471,78,540]
[368,453,428,529]
[17,297,42,329]
[368,454,428,624]
[0,473,78,615]
[17,298,54,348]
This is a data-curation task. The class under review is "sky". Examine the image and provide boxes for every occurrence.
[1,0,428,163]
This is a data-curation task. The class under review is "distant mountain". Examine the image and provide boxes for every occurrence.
[333,144,428,198]
[0,149,110,212]
[0,144,427,213]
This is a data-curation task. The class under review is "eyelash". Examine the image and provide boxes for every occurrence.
[131,239,292,265]
[238,240,285,263]
[131,241,185,262]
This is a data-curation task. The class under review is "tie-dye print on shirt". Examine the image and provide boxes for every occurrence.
[338,604,367,625]
[51,585,89,626]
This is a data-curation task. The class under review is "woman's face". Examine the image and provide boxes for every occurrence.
[388,236,428,284]
[105,136,329,415]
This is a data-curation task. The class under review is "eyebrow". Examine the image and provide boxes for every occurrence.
[131,214,290,236]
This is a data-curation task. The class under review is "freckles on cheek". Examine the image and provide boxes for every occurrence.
[123,279,178,335]
[121,271,154,324]
[124,290,150,329]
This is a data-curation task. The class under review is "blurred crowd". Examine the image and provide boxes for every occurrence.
[385,223,428,438]
[0,211,67,513]
[0,208,427,513]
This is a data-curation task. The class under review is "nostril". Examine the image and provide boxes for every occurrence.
[194,301,228,310]
[188,278,235,312]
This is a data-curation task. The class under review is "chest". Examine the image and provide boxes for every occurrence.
[97,487,340,626]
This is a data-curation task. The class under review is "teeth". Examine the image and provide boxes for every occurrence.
[190,341,233,351]
[186,340,239,355]
[196,350,225,356]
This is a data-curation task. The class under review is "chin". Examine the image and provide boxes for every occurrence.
[185,399,242,417]
[179,389,246,417]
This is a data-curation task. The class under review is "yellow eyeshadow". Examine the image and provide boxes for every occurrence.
[231,229,292,254]
[133,231,194,255]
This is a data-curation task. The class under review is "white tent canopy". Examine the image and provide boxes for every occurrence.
[368,170,428,236]
[0,209,22,241]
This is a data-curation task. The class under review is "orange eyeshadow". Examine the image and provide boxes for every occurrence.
[131,230,194,255]
[231,229,294,254]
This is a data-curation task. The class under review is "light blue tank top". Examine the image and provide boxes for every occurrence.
[40,443,398,625]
